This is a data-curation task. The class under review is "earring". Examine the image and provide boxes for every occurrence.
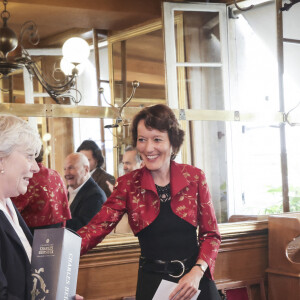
[0,169,4,174]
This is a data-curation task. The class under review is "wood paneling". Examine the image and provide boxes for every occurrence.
[267,213,300,300]
[48,117,74,175]
[214,234,268,284]
[78,246,140,300]
[77,222,269,300]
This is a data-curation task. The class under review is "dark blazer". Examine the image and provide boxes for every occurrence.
[0,207,33,300]
[66,177,106,232]
[91,167,115,198]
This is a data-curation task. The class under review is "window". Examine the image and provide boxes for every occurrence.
[163,1,299,222]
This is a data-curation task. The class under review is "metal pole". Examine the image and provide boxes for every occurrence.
[276,0,289,212]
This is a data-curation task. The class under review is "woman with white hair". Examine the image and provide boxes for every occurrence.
[0,115,41,299]
[0,115,84,300]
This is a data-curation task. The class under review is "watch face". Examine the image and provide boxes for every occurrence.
[196,264,205,272]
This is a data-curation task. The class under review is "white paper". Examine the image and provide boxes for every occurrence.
[152,279,201,300]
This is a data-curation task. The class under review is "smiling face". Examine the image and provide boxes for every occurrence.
[0,148,40,199]
[136,120,172,178]
[64,153,89,189]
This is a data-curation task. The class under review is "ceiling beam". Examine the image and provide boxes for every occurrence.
[9,0,162,15]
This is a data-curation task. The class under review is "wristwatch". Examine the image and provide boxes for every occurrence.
[195,263,206,273]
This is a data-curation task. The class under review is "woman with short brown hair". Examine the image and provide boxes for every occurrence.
[78,104,221,300]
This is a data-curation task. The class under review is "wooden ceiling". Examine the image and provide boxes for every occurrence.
[3,0,232,47]
[4,0,164,47]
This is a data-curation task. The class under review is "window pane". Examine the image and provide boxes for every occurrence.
[231,123,282,216]
[175,11,221,63]
[177,66,224,109]
[112,29,166,106]
[229,6,279,111]
[189,120,228,223]
[284,41,300,213]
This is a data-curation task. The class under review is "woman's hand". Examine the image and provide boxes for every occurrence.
[168,267,203,299]
[74,294,84,300]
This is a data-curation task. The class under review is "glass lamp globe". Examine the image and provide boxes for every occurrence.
[62,37,90,64]
[42,133,51,142]
[60,57,85,76]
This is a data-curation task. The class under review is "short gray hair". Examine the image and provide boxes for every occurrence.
[124,145,141,164]
[0,115,41,158]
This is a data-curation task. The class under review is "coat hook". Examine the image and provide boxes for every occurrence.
[228,0,254,19]
[102,80,140,129]
[233,0,254,12]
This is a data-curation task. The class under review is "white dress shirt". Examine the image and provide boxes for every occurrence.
[68,176,90,207]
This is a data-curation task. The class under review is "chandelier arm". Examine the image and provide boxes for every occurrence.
[26,61,77,92]
[19,21,40,49]
[56,88,82,104]
[0,1,85,104]
[25,62,81,103]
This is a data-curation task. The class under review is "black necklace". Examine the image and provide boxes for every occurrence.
[155,183,171,202]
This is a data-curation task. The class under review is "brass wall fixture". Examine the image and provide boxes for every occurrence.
[280,0,300,11]
[100,80,140,128]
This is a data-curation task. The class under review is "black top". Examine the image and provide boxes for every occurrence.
[138,183,198,261]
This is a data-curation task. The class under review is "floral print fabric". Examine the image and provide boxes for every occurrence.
[78,161,221,278]
[12,163,71,227]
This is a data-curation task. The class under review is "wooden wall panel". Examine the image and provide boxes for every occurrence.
[214,234,268,284]
[76,226,269,300]
[78,247,140,300]
[267,213,300,300]
[48,117,74,176]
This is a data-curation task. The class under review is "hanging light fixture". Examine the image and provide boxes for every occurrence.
[0,0,89,104]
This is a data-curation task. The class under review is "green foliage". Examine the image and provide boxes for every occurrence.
[264,186,300,214]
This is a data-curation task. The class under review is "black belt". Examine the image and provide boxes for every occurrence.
[139,254,197,278]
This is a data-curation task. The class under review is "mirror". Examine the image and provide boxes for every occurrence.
[108,20,167,177]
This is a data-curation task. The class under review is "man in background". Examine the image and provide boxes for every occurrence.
[106,146,142,192]
[64,152,106,231]
[122,145,142,174]
[77,140,115,197]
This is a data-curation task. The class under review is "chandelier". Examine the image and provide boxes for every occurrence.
[0,0,90,104]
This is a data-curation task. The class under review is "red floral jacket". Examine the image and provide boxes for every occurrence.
[78,161,221,278]
[12,163,71,227]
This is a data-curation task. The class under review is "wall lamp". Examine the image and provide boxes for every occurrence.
[0,0,89,104]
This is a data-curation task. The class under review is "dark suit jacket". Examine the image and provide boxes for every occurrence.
[0,206,33,300]
[66,177,106,232]
[92,167,115,198]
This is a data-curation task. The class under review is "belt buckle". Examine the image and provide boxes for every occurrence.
[169,260,185,278]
